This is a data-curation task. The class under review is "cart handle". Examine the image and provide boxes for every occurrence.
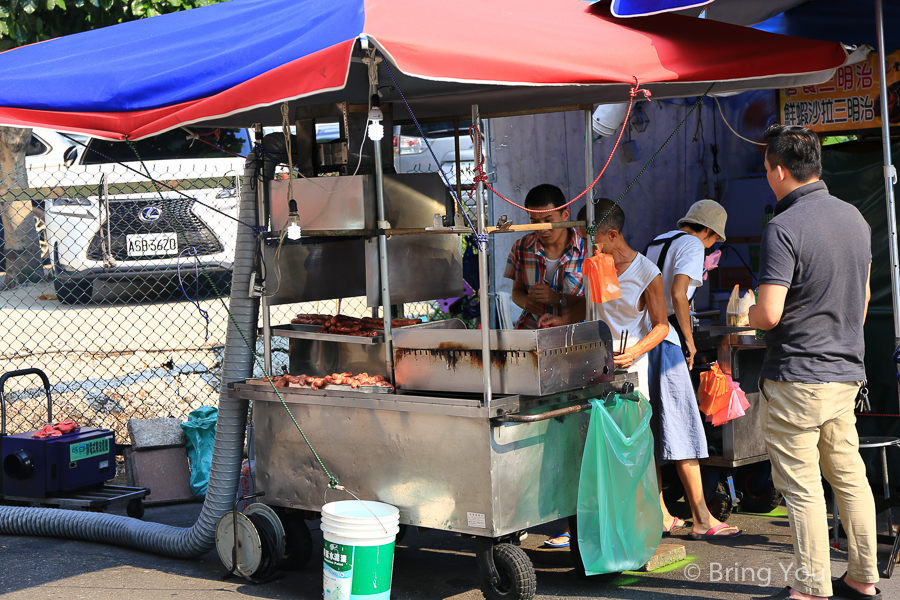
[495,382,636,423]
[0,368,53,437]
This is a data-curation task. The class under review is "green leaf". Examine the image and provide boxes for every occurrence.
[55,0,66,9]
[0,20,9,36]
[13,22,27,43]
[0,7,8,18]
[100,0,113,9]
[89,0,100,7]
[22,0,38,14]
[35,17,43,34]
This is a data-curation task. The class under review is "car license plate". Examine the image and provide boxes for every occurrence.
[126,233,178,257]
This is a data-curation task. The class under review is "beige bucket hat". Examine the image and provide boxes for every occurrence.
[678,199,727,242]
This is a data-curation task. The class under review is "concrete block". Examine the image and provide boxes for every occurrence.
[128,418,185,450]
[639,543,686,572]
[129,446,195,505]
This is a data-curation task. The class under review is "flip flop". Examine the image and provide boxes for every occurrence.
[543,532,571,548]
[689,523,742,540]
[662,517,685,536]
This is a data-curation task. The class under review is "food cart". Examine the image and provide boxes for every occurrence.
[227,109,636,596]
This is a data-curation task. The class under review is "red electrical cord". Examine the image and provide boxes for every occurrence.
[469,76,651,214]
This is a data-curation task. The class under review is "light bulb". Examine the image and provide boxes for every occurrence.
[286,198,301,240]
[367,104,384,141]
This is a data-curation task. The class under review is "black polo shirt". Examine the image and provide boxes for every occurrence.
[758,180,871,382]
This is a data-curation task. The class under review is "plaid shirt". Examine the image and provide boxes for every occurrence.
[503,230,585,329]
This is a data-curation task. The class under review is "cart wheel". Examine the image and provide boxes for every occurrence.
[707,481,733,522]
[480,543,536,600]
[736,465,782,514]
[127,499,145,519]
[277,510,313,571]
[395,523,408,545]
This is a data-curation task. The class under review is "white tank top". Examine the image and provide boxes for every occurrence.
[593,253,661,398]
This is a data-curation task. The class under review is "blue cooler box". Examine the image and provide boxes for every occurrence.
[1,427,116,498]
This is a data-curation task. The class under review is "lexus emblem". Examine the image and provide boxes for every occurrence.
[139,206,162,223]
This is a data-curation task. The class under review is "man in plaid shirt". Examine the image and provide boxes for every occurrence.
[503,184,586,329]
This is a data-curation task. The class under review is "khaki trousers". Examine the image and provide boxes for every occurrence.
[760,378,878,597]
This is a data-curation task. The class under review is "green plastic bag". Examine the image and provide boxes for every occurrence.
[576,392,663,575]
[181,406,218,498]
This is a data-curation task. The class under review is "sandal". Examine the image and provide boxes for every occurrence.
[662,517,685,536]
[689,523,741,540]
[543,532,571,548]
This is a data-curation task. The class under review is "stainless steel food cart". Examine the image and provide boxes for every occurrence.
[227,110,630,599]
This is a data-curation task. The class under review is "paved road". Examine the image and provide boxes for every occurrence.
[1,501,898,600]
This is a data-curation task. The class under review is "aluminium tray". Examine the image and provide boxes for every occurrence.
[271,323,385,345]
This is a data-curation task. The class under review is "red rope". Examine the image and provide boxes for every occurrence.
[470,76,651,214]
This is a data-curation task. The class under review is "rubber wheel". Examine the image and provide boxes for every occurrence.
[54,277,92,304]
[738,474,782,514]
[395,523,408,545]
[481,543,536,600]
[707,481,733,522]
[277,510,313,571]
[126,499,145,520]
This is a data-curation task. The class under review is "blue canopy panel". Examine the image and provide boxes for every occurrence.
[1,0,365,114]
[753,0,900,52]
[609,0,712,18]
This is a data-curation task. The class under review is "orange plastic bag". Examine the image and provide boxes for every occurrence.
[698,363,730,416]
[584,252,622,304]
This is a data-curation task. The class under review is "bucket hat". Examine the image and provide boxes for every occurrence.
[678,199,727,242]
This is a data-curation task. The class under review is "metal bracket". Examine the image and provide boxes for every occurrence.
[426,212,472,233]
[725,474,739,506]
[248,272,264,298]
[495,215,512,231]
[474,537,500,587]
[887,164,898,185]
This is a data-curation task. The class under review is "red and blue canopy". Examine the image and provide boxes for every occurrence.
[0,0,857,140]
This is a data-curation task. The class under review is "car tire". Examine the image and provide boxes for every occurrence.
[54,277,93,305]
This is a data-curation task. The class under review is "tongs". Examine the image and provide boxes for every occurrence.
[618,329,629,355]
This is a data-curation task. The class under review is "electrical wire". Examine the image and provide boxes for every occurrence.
[713,97,767,146]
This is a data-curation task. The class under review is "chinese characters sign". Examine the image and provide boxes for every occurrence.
[780,50,899,133]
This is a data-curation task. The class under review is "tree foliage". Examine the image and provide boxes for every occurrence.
[0,0,222,50]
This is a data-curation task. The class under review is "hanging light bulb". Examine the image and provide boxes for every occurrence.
[367,94,384,141]
[631,102,650,133]
[286,198,302,240]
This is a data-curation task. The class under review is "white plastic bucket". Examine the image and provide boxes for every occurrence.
[321,500,399,600]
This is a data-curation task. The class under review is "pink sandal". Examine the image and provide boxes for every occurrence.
[689,523,741,540]
[662,517,685,536]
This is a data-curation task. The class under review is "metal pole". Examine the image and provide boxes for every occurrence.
[876,0,900,345]
[584,109,596,322]
[473,104,492,405]
[483,117,497,330]
[253,123,273,376]
[373,140,394,379]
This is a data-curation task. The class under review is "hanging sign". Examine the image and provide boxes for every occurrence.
[779,49,900,133]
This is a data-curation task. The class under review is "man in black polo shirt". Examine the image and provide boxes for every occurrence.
[749,124,877,600]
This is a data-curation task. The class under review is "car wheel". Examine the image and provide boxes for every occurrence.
[54,277,92,305]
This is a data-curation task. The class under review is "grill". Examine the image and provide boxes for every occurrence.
[87,198,223,261]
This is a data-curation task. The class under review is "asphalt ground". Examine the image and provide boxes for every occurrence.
[1,500,899,600]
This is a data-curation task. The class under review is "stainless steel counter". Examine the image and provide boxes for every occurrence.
[230,374,634,537]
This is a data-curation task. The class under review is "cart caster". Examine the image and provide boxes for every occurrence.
[707,480,734,522]
[736,463,782,514]
[275,509,313,571]
[127,499,145,520]
[477,541,536,600]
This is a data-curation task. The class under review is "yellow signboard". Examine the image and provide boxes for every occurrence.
[779,50,900,133]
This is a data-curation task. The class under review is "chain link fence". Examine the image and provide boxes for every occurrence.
[0,127,460,444]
